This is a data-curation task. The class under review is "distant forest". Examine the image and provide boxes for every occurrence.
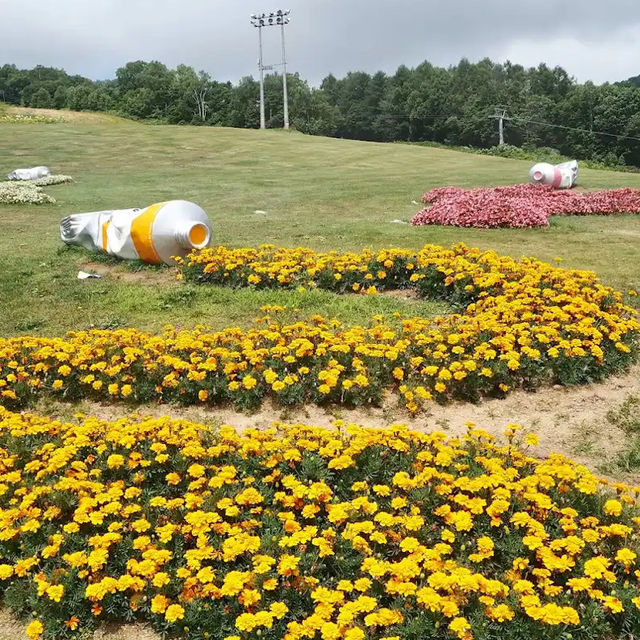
[2,59,640,166]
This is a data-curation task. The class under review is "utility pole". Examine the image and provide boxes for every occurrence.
[257,24,266,129]
[280,12,289,130]
[490,109,507,146]
[250,10,291,130]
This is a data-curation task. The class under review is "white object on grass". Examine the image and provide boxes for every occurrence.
[77,271,102,280]
[7,166,51,181]
[60,200,213,265]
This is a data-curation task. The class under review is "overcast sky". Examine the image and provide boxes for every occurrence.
[3,0,640,85]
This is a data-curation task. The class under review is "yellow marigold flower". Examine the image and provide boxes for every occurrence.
[616,548,636,565]
[107,454,125,469]
[46,584,64,602]
[449,617,471,637]
[328,455,355,470]
[165,604,185,623]
[489,604,514,622]
[373,484,391,496]
[243,375,257,390]
[321,622,341,640]
[354,578,372,592]
[166,472,181,485]
[278,554,300,576]
[345,628,365,640]
[584,556,610,578]
[270,602,289,619]
[263,578,278,590]
[400,537,421,552]
[64,617,80,631]
[602,596,624,613]
[188,463,205,478]
[26,621,44,639]
[153,572,171,588]
[604,499,622,516]
[525,433,539,446]
[132,518,151,533]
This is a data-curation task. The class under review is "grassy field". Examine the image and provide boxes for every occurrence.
[1,110,640,336]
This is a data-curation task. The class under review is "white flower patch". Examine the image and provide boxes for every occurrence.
[0,113,58,124]
[33,175,74,186]
[0,181,55,204]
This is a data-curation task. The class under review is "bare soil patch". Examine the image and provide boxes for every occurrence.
[79,260,177,286]
[33,363,640,484]
[0,608,160,640]
[378,288,421,302]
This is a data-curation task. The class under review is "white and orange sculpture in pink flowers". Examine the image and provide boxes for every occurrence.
[529,160,578,189]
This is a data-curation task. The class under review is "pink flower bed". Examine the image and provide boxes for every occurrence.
[411,184,640,228]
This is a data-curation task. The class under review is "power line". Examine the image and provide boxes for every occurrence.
[294,104,640,144]
[505,115,640,143]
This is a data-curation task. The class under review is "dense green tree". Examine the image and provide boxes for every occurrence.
[29,87,53,108]
[116,61,173,119]
[2,59,640,167]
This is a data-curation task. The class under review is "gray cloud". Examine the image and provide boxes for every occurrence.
[2,0,640,84]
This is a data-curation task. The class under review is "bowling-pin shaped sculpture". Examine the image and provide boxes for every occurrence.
[7,166,50,180]
[60,200,212,265]
[529,160,578,189]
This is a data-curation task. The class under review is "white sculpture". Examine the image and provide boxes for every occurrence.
[60,200,212,265]
[529,160,578,189]
[7,166,50,181]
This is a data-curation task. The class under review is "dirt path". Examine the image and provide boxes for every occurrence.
[80,260,176,286]
[34,362,640,485]
[0,608,159,640]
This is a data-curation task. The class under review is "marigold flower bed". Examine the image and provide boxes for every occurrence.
[410,185,640,228]
[2,244,638,412]
[0,407,639,640]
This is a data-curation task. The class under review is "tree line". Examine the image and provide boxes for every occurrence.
[2,58,640,166]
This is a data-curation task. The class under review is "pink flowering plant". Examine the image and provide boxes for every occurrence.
[411,185,640,228]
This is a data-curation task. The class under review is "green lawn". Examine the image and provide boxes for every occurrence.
[1,114,640,337]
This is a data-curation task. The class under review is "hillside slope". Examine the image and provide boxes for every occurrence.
[0,116,639,335]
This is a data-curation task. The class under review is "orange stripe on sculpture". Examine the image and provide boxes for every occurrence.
[130,202,166,264]
[101,221,111,251]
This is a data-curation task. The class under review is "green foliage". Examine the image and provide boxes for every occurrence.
[2,59,640,166]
